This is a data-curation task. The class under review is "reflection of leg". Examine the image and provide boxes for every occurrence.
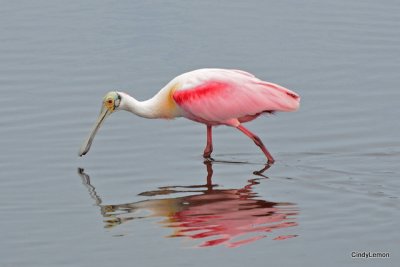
[203,125,214,159]
[236,125,275,164]
[142,162,217,195]
[205,161,213,190]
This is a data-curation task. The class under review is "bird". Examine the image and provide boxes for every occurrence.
[79,68,300,163]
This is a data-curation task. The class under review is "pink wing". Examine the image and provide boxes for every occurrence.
[172,69,300,126]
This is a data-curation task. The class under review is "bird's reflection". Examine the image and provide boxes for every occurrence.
[78,162,298,248]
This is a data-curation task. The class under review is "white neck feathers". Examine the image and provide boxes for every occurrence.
[117,89,180,119]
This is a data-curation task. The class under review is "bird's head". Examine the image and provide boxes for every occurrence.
[103,91,121,113]
[79,91,121,156]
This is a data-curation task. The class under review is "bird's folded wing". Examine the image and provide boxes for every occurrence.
[172,69,299,124]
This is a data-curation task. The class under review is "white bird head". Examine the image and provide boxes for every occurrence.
[79,91,121,156]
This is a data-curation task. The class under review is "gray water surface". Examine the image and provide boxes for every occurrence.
[1,1,399,266]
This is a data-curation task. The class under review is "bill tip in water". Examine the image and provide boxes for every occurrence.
[79,144,90,157]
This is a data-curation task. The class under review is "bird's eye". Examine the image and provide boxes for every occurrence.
[104,98,115,110]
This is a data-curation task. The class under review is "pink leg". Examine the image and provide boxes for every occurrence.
[236,125,275,164]
[203,125,213,159]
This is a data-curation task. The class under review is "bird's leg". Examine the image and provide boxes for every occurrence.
[203,125,214,160]
[236,125,275,164]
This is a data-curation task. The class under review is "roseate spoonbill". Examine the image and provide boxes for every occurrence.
[79,68,300,163]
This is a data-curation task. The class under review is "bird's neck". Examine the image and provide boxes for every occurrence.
[118,91,179,119]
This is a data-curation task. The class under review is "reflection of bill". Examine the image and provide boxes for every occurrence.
[78,163,298,248]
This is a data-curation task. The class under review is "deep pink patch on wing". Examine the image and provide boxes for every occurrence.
[173,81,230,105]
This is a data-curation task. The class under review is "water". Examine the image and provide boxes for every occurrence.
[1,0,399,266]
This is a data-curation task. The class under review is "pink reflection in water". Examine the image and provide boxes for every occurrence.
[79,163,298,248]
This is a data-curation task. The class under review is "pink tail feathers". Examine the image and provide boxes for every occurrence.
[256,81,300,112]
[283,88,300,111]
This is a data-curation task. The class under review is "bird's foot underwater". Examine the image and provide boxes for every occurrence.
[253,163,273,177]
